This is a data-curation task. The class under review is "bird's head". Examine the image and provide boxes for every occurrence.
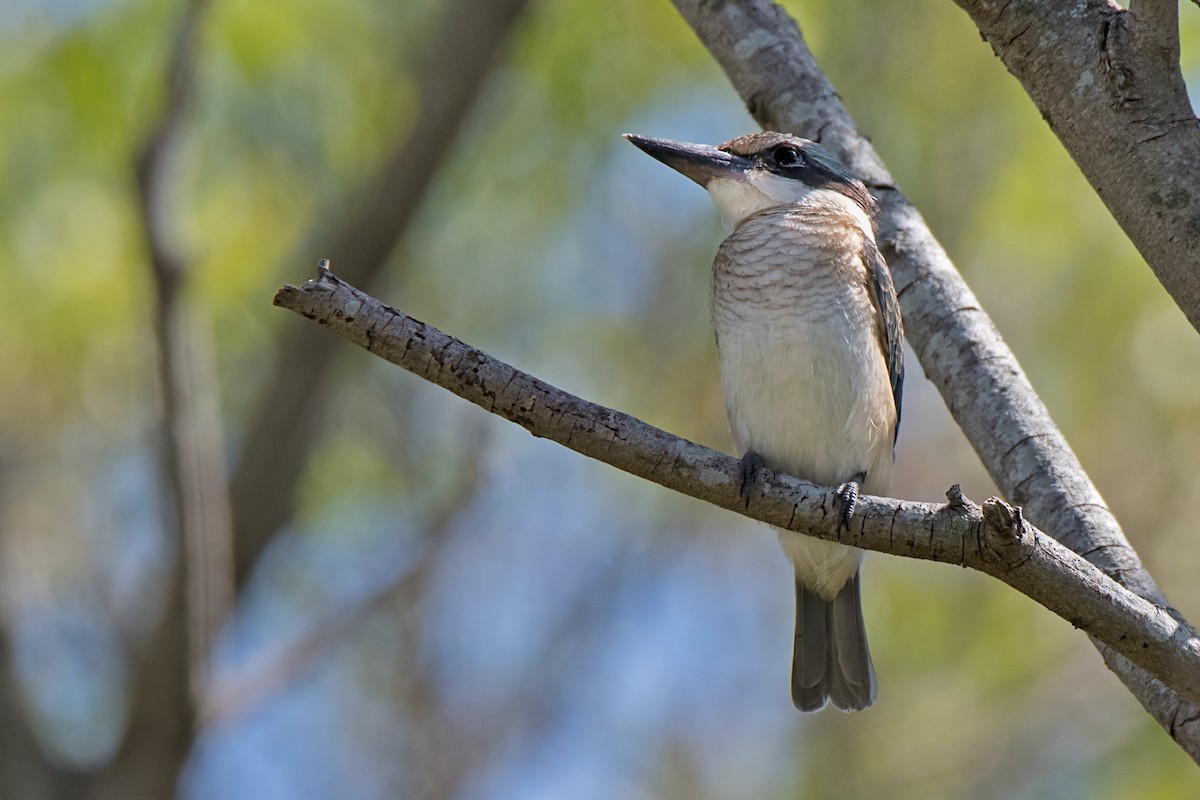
[624,131,876,230]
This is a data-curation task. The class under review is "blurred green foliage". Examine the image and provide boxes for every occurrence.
[2,0,1200,797]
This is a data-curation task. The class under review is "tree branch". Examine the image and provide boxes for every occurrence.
[134,0,233,690]
[75,0,224,796]
[668,0,1200,761]
[953,0,1200,332]
[273,265,1200,707]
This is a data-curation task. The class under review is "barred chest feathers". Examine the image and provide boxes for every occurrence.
[710,191,896,597]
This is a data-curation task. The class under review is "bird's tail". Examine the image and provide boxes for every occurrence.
[791,571,877,712]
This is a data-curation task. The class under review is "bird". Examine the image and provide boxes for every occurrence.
[625,131,904,712]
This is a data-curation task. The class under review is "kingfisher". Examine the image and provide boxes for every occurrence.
[625,131,904,711]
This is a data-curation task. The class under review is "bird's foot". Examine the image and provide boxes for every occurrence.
[738,451,766,510]
[835,471,867,534]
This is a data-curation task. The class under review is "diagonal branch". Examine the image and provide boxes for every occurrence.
[228,0,531,589]
[953,0,1200,332]
[273,265,1200,707]
[667,0,1200,761]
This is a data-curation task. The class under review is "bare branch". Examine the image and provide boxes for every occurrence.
[61,0,227,795]
[954,0,1200,331]
[667,0,1200,761]
[134,0,232,700]
[229,0,532,588]
[273,265,1200,707]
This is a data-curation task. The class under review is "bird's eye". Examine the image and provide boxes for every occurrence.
[772,145,803,167]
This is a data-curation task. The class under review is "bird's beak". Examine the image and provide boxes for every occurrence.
[624,133,748,187]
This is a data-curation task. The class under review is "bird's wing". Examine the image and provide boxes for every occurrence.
[863,239,904,442]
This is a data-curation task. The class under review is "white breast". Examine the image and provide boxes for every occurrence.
[711,200,896,598]
[717,318,894,491]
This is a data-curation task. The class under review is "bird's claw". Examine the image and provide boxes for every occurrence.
[738,451,765,510]
[835,472,867,534]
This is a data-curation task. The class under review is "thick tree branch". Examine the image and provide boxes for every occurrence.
[274,265,1200,706]
[954,0,1200,332]
[229,0,531,588]
[668,0,1200,760]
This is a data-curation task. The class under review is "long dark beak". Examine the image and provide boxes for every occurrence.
[624,133,748,187]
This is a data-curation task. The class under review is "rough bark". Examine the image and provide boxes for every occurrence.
[668,0,1200,761]
[274,266,1200,707]
[953,0,1200,332]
